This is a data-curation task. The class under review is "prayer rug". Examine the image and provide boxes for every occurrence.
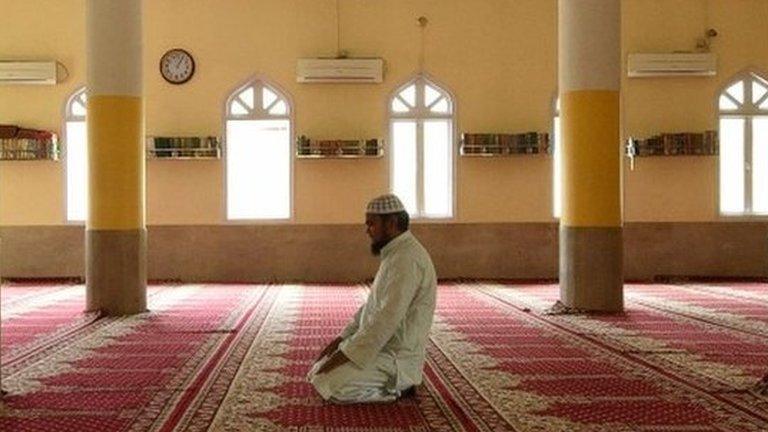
[2,282,768,431]
[2,282,97,375]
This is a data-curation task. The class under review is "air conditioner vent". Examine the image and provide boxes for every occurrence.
[627,53,716,77]
[0,61,57,85]
[297,58,384,83]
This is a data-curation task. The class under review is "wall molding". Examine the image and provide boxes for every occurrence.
[1,223,765,282]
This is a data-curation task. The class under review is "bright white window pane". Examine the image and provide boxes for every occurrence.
[753,81,768,105]
[392,121,417,215]
[66,121,88,222]
[423,120,452,217]
[230,100,248,115]
[719,95,738,110]
[226,119,290,219]
[262,87,277,110]
[424,85,441,107]
[399,85,416,107]
[719,118,745,214]
[553,116,562,218]
[726,81,744,104]
[430,98,449,113]
[72,101,86,117]
[753,118,768,213]
[391,99,409,113]
[239,87,254,109]
[761,99,768,110]
[269,100,287,115]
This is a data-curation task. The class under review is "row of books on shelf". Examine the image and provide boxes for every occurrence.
[147,136,221,158]
[461,132,549,155]
[626,131,719,157]
[0,125,59,160]
[297,136,382,156]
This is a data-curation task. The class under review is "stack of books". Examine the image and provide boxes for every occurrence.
[149,136,220,159]
[296,136,382,157]
[0,125,59,161]
[627,131,719,156]
[461,132,548,155]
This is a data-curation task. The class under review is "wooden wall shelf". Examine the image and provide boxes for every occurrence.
[0,126,59,161]
[626,131,718,157]
[296,136,383,158]
[460,132,549,156]
[625,131,719,170]
[146,136,221,160]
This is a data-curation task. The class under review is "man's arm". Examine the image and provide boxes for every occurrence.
[338,257,421,369]
[339,303,365,339]
[315,336,344,362]
[314,301,365,363]
[316,349,351,374]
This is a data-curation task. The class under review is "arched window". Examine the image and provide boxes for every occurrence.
[718,72,768,215]
[64,87,87,222]
[225,78,292,220]
[389,75,455,218]
[553,96,562,218]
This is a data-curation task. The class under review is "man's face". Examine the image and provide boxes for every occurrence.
[365,213,394,255]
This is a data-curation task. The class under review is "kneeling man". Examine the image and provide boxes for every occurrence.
[307,193,437,403]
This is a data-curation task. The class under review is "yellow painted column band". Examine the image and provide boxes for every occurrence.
[87,95,145,230]
[560,90,621,227]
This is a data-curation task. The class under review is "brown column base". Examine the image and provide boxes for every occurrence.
[86,229,147,315]
[559,225,623,312]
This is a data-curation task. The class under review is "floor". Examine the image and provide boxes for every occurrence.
[2,282,768,431]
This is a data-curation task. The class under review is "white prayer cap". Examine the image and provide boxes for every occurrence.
[366,193,406,214]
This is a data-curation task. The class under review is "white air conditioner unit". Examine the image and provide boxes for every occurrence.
[0,61,57,85]
[297,58,383,83]
[627,53,716,77]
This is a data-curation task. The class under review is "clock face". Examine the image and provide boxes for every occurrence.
[159,48,195,84]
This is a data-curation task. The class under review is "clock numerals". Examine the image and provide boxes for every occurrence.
[160,49,195,85]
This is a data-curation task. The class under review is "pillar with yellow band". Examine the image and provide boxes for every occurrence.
[88,95,145,230]
[558,0,623,312]
[86,0,146,315]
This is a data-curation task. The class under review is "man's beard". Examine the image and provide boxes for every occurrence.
[370,238,391,256]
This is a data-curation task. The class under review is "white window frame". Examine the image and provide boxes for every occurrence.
[552,94,561,219]
[717,71,768,218]
[223,76,294,223]
[63,86,87,224]
[388,74,457,220]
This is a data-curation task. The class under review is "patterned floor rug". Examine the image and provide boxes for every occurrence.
[2,282,768,431]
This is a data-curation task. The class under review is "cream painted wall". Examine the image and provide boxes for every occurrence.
[622,0,768,222]
[1,0,767,226]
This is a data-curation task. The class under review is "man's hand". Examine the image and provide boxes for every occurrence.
[317,350,350,375]
[316,337,344,362]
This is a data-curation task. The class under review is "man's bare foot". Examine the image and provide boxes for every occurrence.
[400,386,417,399]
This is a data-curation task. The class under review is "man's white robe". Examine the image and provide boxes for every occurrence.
[308,231,437,403]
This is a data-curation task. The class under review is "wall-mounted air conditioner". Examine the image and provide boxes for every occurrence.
[297,58,384,83]
[0,61,57,85]
[627,53,716,77]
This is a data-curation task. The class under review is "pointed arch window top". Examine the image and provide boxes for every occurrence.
[719,72,768,113]
[726,82,744,104]
[66,87,87,120]
[228,80,290,118]
[390,77,453,116]
[753,81,768,104]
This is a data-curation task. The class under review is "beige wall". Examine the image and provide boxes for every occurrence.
[2,0,768,226]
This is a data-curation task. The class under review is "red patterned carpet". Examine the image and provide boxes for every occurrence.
[2,282,768,431]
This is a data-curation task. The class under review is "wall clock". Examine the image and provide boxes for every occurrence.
[159,48,195,85]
